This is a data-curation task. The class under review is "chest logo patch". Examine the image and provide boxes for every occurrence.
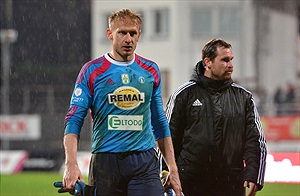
[108,115,143,131]
[108,86,145,110]
[122,74,129,84]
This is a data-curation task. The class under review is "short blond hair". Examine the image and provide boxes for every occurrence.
[108,8,142,30]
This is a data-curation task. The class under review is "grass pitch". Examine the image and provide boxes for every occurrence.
[1,172,299,195]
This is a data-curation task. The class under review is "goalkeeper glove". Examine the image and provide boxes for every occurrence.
[53,181,95,196]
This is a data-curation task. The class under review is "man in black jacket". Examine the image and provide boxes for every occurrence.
[165,38,267,196]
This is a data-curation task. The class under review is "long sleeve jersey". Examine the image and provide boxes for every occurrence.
[64,53,170,153]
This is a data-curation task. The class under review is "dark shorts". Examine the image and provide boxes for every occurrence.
[88,148,164,196]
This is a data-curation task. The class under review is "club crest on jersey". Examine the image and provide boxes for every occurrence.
[139,76,145,84]
[108,86,145,110]
[121,74,129,84]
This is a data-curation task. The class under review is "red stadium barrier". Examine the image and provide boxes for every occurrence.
[261,115,300,141]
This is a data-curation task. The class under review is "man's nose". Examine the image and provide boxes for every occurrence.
[124,33,132,42]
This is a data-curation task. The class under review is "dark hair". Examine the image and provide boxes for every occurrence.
[202,38,232,62]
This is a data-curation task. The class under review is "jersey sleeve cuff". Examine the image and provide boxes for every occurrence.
[65,123,81,135]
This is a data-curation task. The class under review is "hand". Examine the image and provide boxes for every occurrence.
[163,170,182,196]
[63,163,84,194]
[244,181,258,196]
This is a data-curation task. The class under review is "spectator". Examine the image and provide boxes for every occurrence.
[273,86,285,115]
[286,83,296,103]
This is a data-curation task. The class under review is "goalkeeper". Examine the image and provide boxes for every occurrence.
[61,8,182,196]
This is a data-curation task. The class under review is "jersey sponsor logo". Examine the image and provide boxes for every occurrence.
[108,86,145,110]
[72,97,84,103]
[108,115,143,131]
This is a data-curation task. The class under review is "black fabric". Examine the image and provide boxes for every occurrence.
[177,156,245,196]
[83,185,96,196]
[166,61,266,195]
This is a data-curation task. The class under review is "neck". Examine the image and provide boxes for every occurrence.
[109,52,133,62]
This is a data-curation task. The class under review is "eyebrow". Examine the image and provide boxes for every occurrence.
[221,56,234,62]
[118,29,138,34]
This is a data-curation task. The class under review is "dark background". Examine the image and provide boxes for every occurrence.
[1,0,92,170]
[1,0,300,171]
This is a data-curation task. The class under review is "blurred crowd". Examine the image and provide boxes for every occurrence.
[273,83,297,115]
[252,82,299,116]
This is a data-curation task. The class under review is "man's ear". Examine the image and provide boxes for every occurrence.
[106,28,113,40]
[203,58,211,69]
[207,61,212,69]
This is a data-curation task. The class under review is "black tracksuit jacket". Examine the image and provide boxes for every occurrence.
[165,61,267,195]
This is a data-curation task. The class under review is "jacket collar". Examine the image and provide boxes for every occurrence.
[190,60,233,92]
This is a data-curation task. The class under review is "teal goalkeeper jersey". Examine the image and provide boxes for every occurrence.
[64,53,171,153]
